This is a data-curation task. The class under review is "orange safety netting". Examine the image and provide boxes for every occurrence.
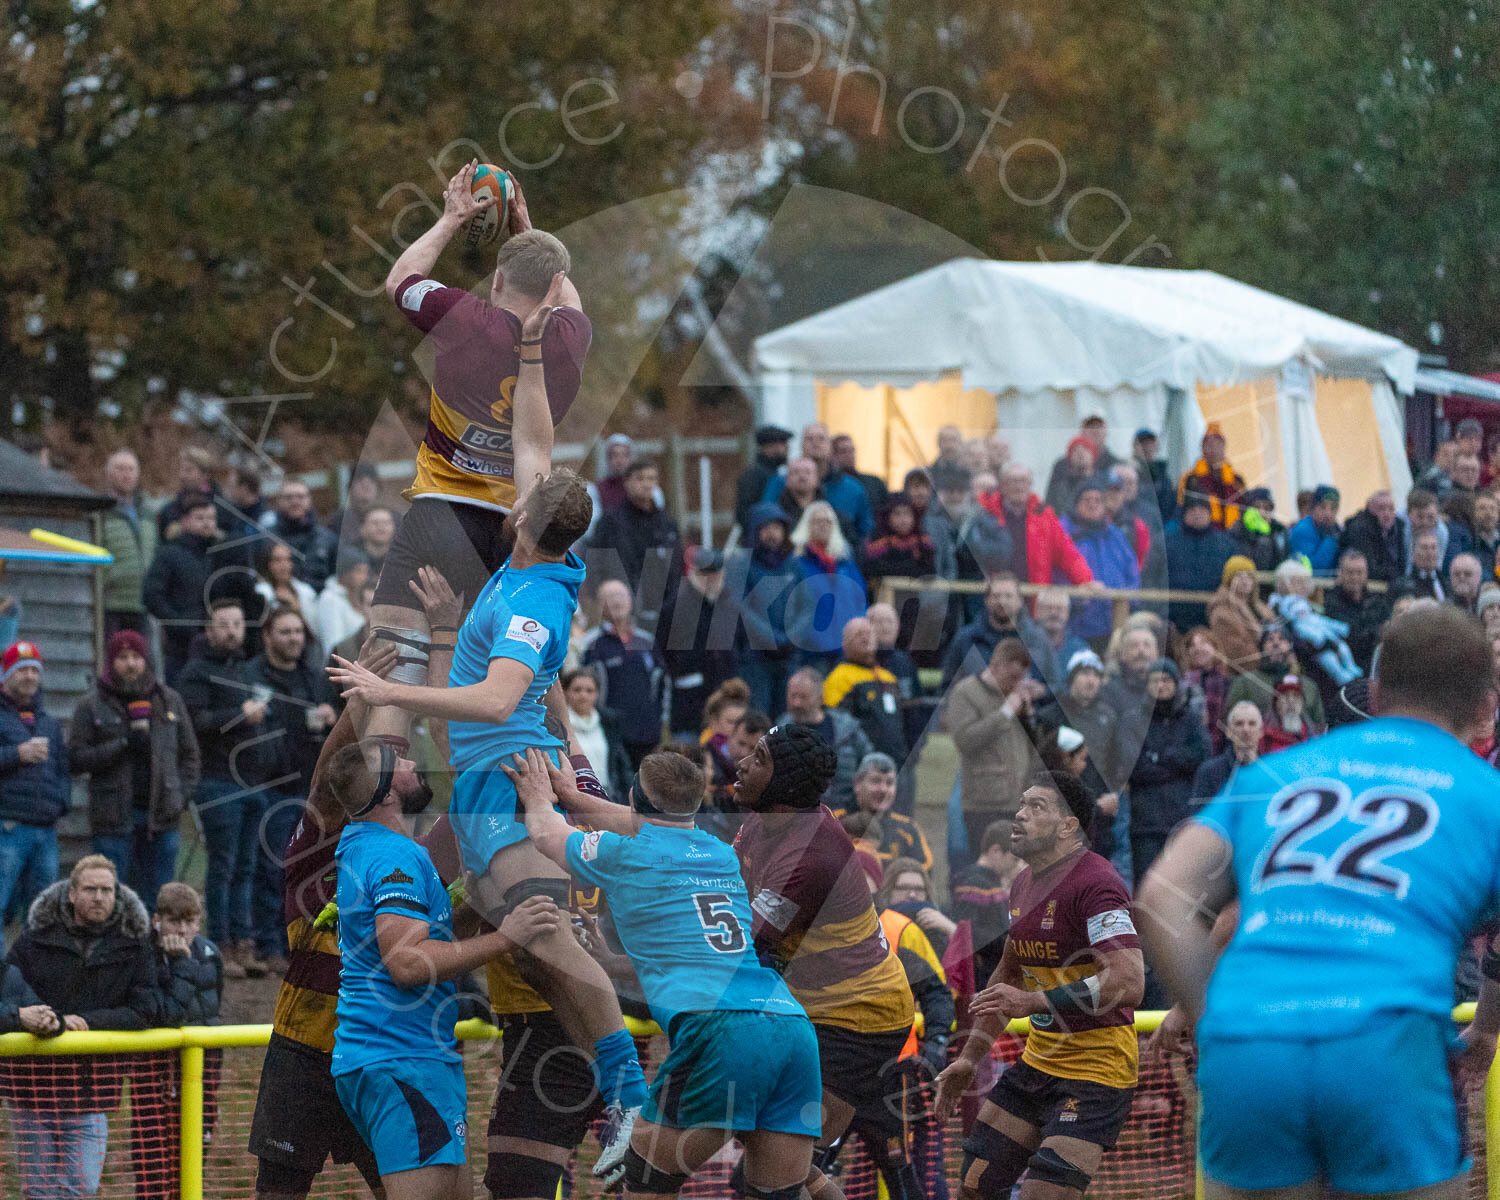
[0,1032,1484,1198]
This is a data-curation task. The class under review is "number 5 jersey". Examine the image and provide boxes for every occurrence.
[1194,715,1500,1039]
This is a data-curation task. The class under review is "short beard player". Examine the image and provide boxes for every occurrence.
[367,159,588,763]
[732,724,920,1200]
[329,280,646,1181]
[935,772,1145,1200]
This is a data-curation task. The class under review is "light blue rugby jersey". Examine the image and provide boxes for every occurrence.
[565,821,805,1032]
[447,553,585,770]
[1194,716,1500,1039]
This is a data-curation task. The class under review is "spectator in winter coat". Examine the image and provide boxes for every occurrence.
[1190,700,1263,810]
[1102,619,1165,791]
[831,753,933,870]
[784,501,868,672]
[735,426,793,535]
[560,667,632,802]
[154,446,224,542]
[1132,428,1177,524]
[143,496,258,684]
[315,549,370,657]
[657,548,736,739]
[1180,627,1232,755]
[1321,550,1388,673]
[1338,489,1408,582]
[1287,485,1343,574]
[254,541,319,634]
[940,574,1058,693]
[923,466,969,584]
[866,603,920,699]
[98,450,157,640]
[1164,491,1239,631]
[1103,464,1153,574]
[980,463,1094,590]
[769,455,824,534]
[1206,555,1273,672]
[823,619,906,765]
[1404,487,1470,574]
[581,579,668,769]
[1224,625,1327,728]
[1176,424,1246,530]
[0,642,69,941]
[862,494,937,590]
[956,472,1016,592]
[946,638,1046,857]
[1231,488,1290,573]
[1122,659,1209,884]
[4,856,158,1199]
[1061,476,1141,643]
[263,480,338,592]
[592,434,638,517]
[134,882,224,1200]
[351,506,397,584]
[1034,649,1120,789]
[588,460,682,623]
[902,469,937,533]
[718,503,798,715]
[832,434,890,517]
[69,631,200,904]
[931,425,964,474]
[762,425,874,545]
[778,667,871,810]
[1043,435,1100,515]
[1032,588,1089,675]
[1468,492,1500,578]
[1449,552,1485,615]
[1260,673,1320,753]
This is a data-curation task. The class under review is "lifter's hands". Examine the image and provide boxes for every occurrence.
[442,160,493,226]
[501,748,558,813]
[496,896,562,954]
[507,173,533,236]
[409,565,462,632]
[327,655,399,708]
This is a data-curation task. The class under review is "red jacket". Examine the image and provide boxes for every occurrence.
[978,492,1093,587]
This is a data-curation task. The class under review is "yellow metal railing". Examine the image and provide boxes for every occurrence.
[0,1008,1486,1200]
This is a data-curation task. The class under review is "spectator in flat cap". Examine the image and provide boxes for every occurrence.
[1287,485,1343,574]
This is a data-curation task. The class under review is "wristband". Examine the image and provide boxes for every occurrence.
[429,626,459,634]
[1042,976,1104,1016]
[520,337,544,346]
[427,643,455,653]
[1482,943,1500,984]
[520,356,543,366]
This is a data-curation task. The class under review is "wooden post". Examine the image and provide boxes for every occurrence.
[667,431,687,524]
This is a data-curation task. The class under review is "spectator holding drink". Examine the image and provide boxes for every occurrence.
[0,642,68,945]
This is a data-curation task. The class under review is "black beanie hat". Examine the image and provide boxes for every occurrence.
[765,724,838,810]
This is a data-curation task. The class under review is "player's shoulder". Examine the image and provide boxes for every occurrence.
[1068,851,1131,897]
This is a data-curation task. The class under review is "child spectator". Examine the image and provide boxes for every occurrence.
[1268,558,1361,685]
[132,883,222,1200]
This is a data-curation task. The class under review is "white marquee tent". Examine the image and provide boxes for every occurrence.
[752,259,1418,519]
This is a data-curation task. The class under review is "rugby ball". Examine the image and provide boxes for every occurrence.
[463,164,510,251]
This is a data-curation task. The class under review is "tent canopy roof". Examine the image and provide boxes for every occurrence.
[753,259,1418,396]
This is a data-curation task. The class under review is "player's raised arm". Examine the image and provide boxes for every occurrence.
[327,652,533,725]
[512,270,568,489]
[384,159,492,301]
[304,635,400,832]
[375,896,560,988]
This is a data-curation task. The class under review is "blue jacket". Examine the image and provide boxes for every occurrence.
[1287,516,1341,574]
[763,470,874,543]
[784,552,868,656]
[719,504,799,658]
[1061,515,1141,639]
[0,691,69,828]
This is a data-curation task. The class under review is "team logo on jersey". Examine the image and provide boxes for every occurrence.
[1059,1099,1078,1122]
[1087,909,1136,945]
[455,1119,467,1139]
[506,615,549,652]
[579,831,603,863]
[751,888,799,933]
[379,868,415,887]
[1041,899,1057,931]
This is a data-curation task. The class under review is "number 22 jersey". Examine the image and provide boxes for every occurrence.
[1194,716,1500,1039]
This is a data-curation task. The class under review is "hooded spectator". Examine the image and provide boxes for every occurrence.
[784,501,868,672]
[1260,672,1321,752]
[1287,485,1343,574]
[1338,489,1408,582]
[979,463,1093,590]
[719,503,798,715]
[778,667,871,810]
[1206,555,1272,671]
[1122,658,1208,884]
[588,459,682,621]
[263,480,338,591]
[595,433,638,514]
[1190,699,1263,808]
[862,493,936,585]
[581,580,668,769]
[735,426,793,535]
[657,548,736,738]
[940,573,1058,692]
[902,469,937,531]
[4,856,157,1198]
[0,642,68,939]
[69,631,199,903]
[1177,424,1247,530]
[1230,487,1290,572]
[1225,624,1327,728]
[1180,626,1232,755]
[1061,476,1141,642]
[1164,490,1239,631]
[98,449,157,640]
[1043,435,1100,515]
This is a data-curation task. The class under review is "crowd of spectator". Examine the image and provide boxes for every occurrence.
[2,411,1499,1192]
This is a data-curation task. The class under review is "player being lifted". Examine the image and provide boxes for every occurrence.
[329,272,647,1178]
[504,746,825,1200]
[367,159,589,757]
[1140,607,1500,1200]
[934,771,1145,1200]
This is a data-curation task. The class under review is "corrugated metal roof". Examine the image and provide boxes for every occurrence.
[0,440,110,510]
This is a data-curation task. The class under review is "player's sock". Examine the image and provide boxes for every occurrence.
[591,1029,647,1109]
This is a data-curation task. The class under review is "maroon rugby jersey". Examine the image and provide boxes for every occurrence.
[394,273,590,510]
[1007,847,1139,1088]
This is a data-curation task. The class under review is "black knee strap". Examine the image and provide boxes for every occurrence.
[485,1151,564,1200]
[810,1140,843,1175]
[745,1182,805,1200]
[1027,1146,1092,1194]
[961,1124,1034,1199]
[501,877,571,914]
[622,1145,690,1195]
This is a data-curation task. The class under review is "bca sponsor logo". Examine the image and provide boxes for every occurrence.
[458,423,512,455]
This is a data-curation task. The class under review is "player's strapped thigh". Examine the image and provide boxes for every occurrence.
[371,623,431,686]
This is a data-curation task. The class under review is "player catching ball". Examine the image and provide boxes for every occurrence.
[1140,606,1500,1200]
[368,159,589,757]
[934,771,1144,1200]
